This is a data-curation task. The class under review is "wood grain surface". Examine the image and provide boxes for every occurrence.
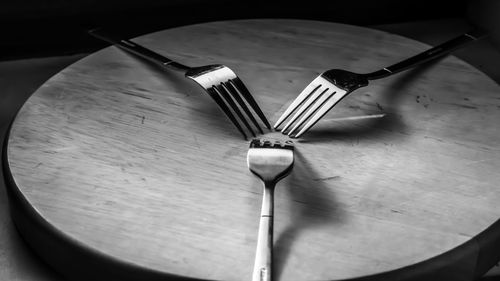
[5,19,500,280]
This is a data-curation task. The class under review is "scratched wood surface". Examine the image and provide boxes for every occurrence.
[5,19,500,280]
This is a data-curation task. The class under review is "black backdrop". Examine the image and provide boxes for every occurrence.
[0,0,469,61]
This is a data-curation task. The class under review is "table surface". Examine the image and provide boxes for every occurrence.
[4,19,500,281]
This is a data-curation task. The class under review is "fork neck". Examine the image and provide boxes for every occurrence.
[264,181,277,191]
[163,61,191,72]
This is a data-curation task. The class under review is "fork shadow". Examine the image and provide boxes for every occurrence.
[273,149,346,280]
[298,58,444,144]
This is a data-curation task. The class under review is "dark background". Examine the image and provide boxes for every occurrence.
[0,0,473,61]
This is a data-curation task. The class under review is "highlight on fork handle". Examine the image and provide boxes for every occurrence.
[363,28,489,80]
[88,28,192,72]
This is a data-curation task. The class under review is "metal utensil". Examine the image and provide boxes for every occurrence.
[89,28,271,139]
[247,138,294,281]
[274,29,488,138]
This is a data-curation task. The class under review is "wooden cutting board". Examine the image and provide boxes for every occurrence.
[4,19,500,281]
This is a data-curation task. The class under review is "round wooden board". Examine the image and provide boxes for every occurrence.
[5,19,500,280]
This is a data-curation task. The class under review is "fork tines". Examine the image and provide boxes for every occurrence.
[273,75,349,138]
[188,66,271,139]
[249,138,294,150]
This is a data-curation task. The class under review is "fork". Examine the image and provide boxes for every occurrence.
[247,138,295,281]
[89,28,271,139]
[274,29,488,138]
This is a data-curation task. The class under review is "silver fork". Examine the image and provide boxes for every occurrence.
[274,29,488,138]
[247,138,294,281]
[89,28,271,139]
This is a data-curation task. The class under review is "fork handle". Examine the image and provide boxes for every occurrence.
[88,28,191,72]
[252,183,274,281]
[364,28,488,80]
